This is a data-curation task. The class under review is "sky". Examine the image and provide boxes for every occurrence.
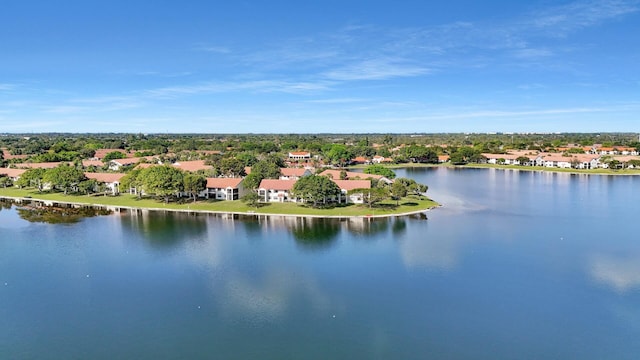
[1,0,639,133]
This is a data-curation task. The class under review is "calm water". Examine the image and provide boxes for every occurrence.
[1,168,640,359]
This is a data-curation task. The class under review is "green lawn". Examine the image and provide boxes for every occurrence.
[0,187,438,217]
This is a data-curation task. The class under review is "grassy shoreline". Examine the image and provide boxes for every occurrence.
[0,187,438,219]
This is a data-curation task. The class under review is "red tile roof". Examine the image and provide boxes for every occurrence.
[206,178,243,189]
[332,179,371,191]
[280,168,309,177]
[84,173,126,183]
[0,168,26,177]
[93,149,135,160]
[259,179,297,191]
[82,160,104,167]
[14,162,69,169]
[172,160,212,172]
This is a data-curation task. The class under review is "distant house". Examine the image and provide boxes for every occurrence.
[438,155,450,163]
[279,168,312,180]
[172,160,213,173]
[92,148,135,160]
[0,168,26,181]
[82,160,105,168]
[371,155,392,164]
[351,156,368,165]
[288,151,311,161]
[14,162,70,169]
[108,157,155,171]
[84,173,125,195]
[204,178,246,200]
[331,179,371,204]
[258,179,298,203]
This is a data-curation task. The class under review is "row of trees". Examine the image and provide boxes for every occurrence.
[121,166,207,203]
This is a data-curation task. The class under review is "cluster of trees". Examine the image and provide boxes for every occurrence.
[121,166,206,203]
[15,165,96,195]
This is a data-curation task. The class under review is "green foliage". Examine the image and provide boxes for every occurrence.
[348,187,390,208]
[243,159,282,190]
[183,173,207,202]
[120,168,143,196]
[403,145,438,163]
[78,179,98,195]
[43,165,87,194]
[241,191,261,208]
[140,165,185,202]
[291,175,341,207]
[103,151,127,161]
[394,177,428,196]
[220,157,246,177]
[364,164,396,179]
[15,168,47,190]
[324,144,353,167]
[0,176,12,188]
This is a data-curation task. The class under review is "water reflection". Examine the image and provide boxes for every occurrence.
[120,210,208,247]
[590,254,640,293]
[288,217,341,250]
[15,204,111,224]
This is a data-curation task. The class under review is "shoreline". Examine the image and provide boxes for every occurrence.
[0,195,437,220]
[461,164,640,176]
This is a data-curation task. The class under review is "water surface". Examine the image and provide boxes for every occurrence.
[2,168,639,359]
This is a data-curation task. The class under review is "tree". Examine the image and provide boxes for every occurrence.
[16,168,47,191]
[364,164,396,179]
[291,175,341,207]
[324,144,353,167]
[516,156,530,165]
[140,165,185,203]
[43,165,87,195]
[102,151,127,161]
[243,159,282,190]
[0,150,5,167]
[241,191,261,209]
[394,177,428,197]
[220,157,246,177]
[0,176,12,188]
[120,168,144,197]
[390,181,408,205]
[78,179,98,195]
[404,145,438,163]
[183,173,207,202]
[349,187,390,208]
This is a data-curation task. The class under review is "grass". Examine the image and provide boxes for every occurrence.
[0,187,438,217]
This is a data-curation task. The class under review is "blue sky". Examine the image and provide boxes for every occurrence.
[1,0,639,133]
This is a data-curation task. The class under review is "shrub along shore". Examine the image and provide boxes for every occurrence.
[0,187,438,219]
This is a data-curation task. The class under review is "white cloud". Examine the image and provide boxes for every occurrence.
[590,254,640,292]
[323,58,430,81]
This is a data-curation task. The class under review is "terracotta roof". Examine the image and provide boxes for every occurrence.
[82,160,104,167]
[289,151,311,156]
[14,162,69,169]
[258,179,297,191]
[172,160,212,172]
[482,153,521,160]
[0,168,26,177]
[134,163,156,170]
[352,156,367,163]
[280,168,309,177]
[438,155,450,161]
[244,166,252,175]
[110,157,145,166]
[0,149,28,160]
[93,149,135,160]
[613,155,640,162]
[84,173,125,183]
[206,177,243,189]
[332,179,371,191]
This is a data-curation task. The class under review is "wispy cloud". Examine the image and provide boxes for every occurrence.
[0,83,17,91]
[526,0,639,36]
[193,44,232,54]
[144,79,334,98]
[323,58,430,81]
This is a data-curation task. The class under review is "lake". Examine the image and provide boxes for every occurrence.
[2,167,639,359]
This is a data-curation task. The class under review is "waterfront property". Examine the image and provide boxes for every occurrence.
[203,177,246,200]
[84,173,126,195]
